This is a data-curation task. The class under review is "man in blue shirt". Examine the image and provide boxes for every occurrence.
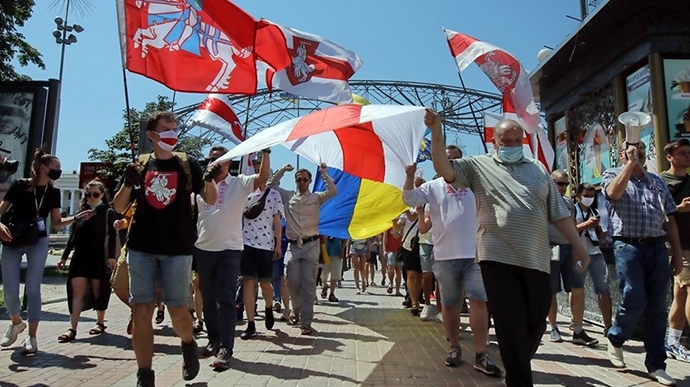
[602,142,683,386]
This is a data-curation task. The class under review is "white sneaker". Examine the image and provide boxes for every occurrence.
[650,369,676,386]
[420,305,432,321]
[0,321,27,347]
[608,342,625,368]
[435,312,443,323]
[22,336,37,354]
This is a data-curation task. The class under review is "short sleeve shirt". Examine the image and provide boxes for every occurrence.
[450,155,570,273]
[243,188,283,251]
[660,172,690,250]
[4,179,61,238]
[127,156,204,255]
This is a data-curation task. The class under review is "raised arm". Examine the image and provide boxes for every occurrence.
[317,163,337,204]
[426,109,454,183]
[604,147,637,200]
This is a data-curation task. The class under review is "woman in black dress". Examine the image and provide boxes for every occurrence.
[57,179,118,342]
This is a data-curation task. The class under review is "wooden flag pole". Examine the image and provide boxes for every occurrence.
[122,68,137,162]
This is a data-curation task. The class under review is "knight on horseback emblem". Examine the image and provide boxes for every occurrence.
[131,0,252,91]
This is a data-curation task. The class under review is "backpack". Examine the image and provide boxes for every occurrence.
[138,152,193,193]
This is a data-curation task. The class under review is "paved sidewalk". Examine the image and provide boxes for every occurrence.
[1,271,690,387]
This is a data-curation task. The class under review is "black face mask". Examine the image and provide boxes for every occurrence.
[48,168,62,180]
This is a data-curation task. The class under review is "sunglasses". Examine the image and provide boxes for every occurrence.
[295,178,309,183]
[554,182,569,187]
[207,157,218,164]
[85,192,101,198]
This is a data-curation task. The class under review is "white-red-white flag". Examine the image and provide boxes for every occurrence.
[444,28,554,170]
[188,94,245,145]
[260,21,363,104]
[483,112,532,157]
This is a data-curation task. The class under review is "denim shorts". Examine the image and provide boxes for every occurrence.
[550,244,573,294]
[419,243,434,273]
[127,250,192,306]
[568,253,610,295]
[432,259,487,306]
[386,252,403,267]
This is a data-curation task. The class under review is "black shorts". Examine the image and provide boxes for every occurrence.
[368,251,378,265]
[401,247,422,273]
[241,245,274,281]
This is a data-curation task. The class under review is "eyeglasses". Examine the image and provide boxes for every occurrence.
[554,182,569,187]
[85,192,101,198]
[295,178,309,183]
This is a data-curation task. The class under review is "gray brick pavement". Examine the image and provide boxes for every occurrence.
[0,271,689,386]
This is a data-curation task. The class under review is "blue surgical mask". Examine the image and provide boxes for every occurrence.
[498,146,524,163]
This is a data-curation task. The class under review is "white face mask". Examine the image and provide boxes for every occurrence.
[156,130,178,152]
[88,200,102,209]
[580,196,595,207]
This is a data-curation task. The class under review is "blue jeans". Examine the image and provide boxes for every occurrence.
[1,238,49,321]
[607,240,669,372]
[272,257,285,302]
[195,248,240,351]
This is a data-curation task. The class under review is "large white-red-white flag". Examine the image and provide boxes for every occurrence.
[444,28,553,170]
[260,21,363,104]
[188,94,245,145]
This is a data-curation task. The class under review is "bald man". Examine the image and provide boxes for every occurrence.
[427,111,590,387]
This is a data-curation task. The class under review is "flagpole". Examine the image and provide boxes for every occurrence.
[122,68,137,162]
[456,72,488,153]
[240,96,251,174]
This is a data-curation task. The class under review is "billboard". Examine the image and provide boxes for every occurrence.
[554,116,568,172]
[664,59,690,141]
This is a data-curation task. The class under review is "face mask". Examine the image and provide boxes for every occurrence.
[580,197,595,207]
[497,146,524,163]
[48,168,62,180]
[156,130,178,152]
[88,200,103,209]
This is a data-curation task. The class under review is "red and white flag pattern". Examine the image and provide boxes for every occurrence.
[188,94,245,145]
[260,21,364,104]
[444,28,553,170]
[483,112,532,157]
[116,0,260,93]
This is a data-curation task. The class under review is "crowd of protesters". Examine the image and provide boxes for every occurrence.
[0,110,689,387]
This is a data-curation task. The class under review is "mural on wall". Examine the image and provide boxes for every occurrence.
[625,65,657,173]
[665,59,690,141]
[568,85,617,187]
[554,116,568,172]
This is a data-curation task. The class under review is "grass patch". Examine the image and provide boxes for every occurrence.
[43,267,70,277]
[0,288,4,308]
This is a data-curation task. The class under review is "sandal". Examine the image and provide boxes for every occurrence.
[288,313,300,325]
[320,286,328,299]
[89,323,107,335]
[328,294,339,302]
[58,328,76,343]
[300,326,313,335]
[387,286,393,294]
[155,308,165,325]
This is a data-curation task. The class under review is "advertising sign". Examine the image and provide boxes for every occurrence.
[625,65,657,173]
[664,59,690,141]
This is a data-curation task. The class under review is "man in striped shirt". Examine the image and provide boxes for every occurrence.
[427,110,590,387]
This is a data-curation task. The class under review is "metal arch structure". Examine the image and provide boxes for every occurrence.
[174,80,502,146]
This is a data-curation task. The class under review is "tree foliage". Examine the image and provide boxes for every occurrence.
[87,95,211,185]
[0,0,45,81]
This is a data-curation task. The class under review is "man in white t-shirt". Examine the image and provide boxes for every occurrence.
[402,145,501,377]
[194,146,270,370]
[239,178,283,340]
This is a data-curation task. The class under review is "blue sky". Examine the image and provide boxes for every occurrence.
[18,0,581,184]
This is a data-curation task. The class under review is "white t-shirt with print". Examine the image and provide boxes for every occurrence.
[243,188,283,251]
[403,178,477,261]
[195,174,255,252]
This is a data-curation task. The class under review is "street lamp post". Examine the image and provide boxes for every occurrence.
[52,0,85,83]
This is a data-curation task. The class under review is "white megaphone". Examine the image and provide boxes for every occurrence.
[618,111,651,146]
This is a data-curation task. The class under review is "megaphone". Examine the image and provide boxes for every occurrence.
[618,111,651,146]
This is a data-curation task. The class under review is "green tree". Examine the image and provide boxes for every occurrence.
[0,0,45,81]
[87,95,211,185]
